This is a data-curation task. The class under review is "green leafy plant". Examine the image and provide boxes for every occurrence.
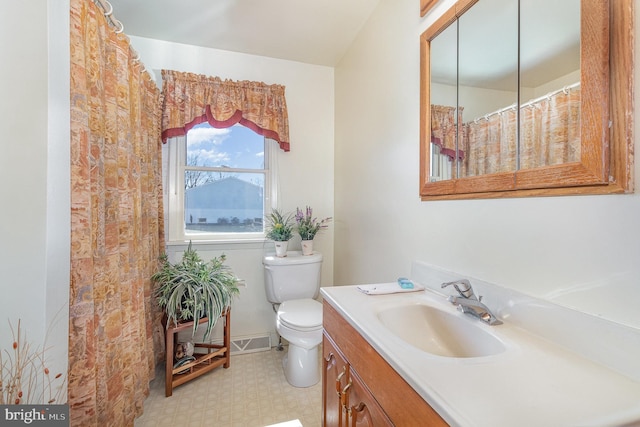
[152,242,240,339]
[295,206,332,240]
[0,320,66,405]
[265,209,295,241]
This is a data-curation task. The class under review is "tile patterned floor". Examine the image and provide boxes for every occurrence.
[135,346,322,427]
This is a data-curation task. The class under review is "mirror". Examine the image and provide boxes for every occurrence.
[429,20,457,181]
[458,0,518,178]
[519,0,581,172]
[420,0,631,199]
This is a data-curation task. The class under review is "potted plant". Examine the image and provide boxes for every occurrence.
[295,206,332,255]
[265,209,295,257]
[152,242,239,339]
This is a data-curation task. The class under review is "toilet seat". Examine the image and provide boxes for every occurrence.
[278,299,322,332]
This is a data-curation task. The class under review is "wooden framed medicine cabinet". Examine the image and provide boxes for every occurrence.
[421,0,439,17]
[419,0,634,200]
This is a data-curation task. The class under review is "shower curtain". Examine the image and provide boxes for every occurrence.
[463,108,517,177]
[461,85,580,177]
[69,0,164,425]
[519,86,581,170]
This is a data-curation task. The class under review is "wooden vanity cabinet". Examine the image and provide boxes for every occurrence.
[345,354,394,426]
[322,334,346,427]
[322,300,449,427]
[323,333,392,427]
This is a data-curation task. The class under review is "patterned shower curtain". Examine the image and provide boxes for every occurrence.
[463,108,517,177]
[462,85,580,177]
[519,87,581,170]
[69,0,165,425]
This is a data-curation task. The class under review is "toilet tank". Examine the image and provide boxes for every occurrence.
[263,251,323,304]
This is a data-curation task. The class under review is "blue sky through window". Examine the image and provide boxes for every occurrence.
[186,122,264,169]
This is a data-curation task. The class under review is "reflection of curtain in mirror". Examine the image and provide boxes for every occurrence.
[431,105,464,178]
[462,85,580,176]
[463,110,517,177]
[520,86,581,169]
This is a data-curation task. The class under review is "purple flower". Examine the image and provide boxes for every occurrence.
[294,206,332,240]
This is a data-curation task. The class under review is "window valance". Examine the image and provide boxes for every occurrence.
[431,105,464,160]
[161,70,290,151]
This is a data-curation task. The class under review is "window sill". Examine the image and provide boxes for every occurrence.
[166,238,271,251]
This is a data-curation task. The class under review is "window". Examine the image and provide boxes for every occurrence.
[165,123,276,243]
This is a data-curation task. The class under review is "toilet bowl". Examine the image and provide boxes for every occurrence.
[263,251,323,387]
[276,298,323,387]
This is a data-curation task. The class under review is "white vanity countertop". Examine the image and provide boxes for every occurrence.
[320,285,640,427]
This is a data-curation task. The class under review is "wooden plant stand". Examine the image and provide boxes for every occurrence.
[163,309,231,397]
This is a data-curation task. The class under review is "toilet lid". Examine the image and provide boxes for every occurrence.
[278,299,323,331]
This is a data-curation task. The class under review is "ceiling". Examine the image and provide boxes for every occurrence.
[106,0,381,67]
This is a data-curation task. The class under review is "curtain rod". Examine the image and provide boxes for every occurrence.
[91,0,151,71]
[474,82,581,123]
[92,0,124,33]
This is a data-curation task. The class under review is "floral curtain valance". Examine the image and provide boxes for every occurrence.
[161,70,291,151]
[431,105,465,160]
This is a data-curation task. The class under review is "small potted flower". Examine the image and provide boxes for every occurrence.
[265,209,295,257]
[295,206,332,255]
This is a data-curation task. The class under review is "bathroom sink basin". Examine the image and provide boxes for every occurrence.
[377,303,505,358]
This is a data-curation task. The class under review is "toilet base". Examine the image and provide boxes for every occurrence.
[282,343,320,388]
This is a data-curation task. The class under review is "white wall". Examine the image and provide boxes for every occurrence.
[46,0,71,386]
[0,0,70,390]
[334,0,640,329]
[129,36,336,344]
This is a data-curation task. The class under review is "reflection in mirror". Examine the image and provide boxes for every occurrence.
[421,0,632,200]
[458,0,518,178]
[429,20,458,182]
[519,0,581,170]
[428,0,582,181]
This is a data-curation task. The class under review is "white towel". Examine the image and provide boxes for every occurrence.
[357,282,425,295]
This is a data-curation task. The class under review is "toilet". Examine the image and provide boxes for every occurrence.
[263,251,323,387]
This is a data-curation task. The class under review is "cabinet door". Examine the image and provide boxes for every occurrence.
[323,334,348,427]
[347,368,393,427]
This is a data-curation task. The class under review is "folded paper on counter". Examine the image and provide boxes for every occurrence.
[357,282,425,295]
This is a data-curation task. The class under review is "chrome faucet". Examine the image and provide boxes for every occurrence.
[441,279,503,325]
